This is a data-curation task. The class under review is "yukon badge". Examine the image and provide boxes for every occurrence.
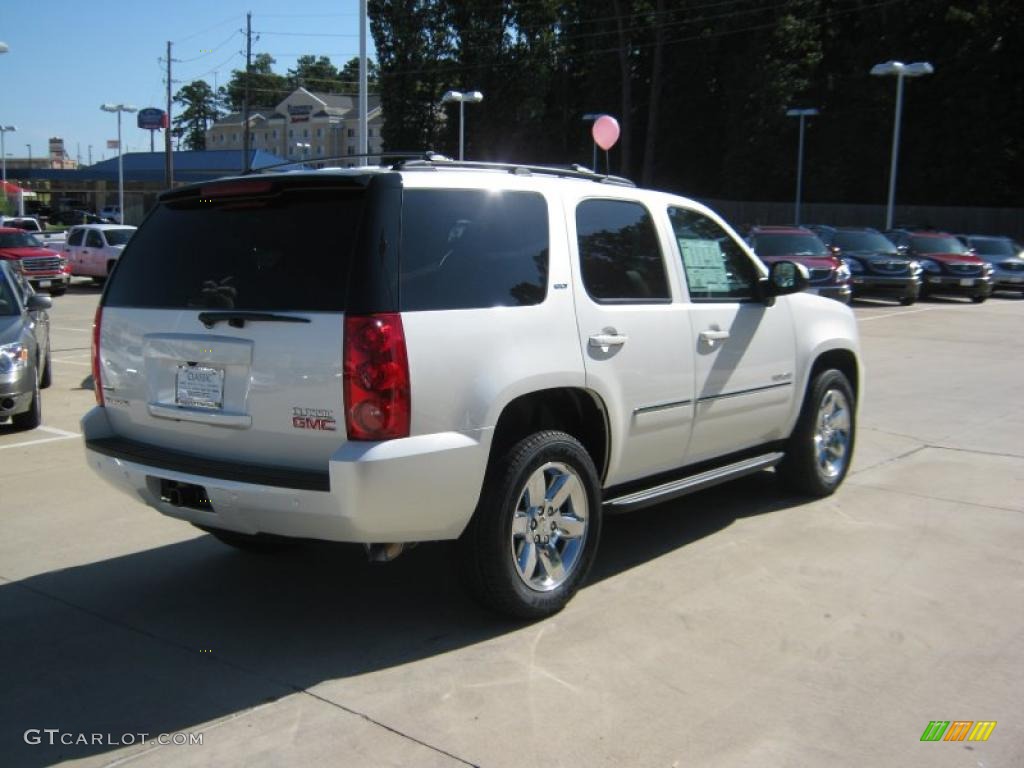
[292,407,337,431]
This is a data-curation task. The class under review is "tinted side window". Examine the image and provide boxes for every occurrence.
[67,229,85,246]
[669,207,759,302]
[86,230,104,248]
[576,199,669,303]
[399,189,548,311]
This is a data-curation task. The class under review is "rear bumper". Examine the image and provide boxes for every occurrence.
[81,407,489,543]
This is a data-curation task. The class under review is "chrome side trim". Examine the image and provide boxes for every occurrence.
[633,398,693,415]
[697,381,792,403]
[604,451,785,513]
[147,403,252,429]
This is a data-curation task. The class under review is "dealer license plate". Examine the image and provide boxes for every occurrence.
[39,280,51,288]
[959,278,974,287]
[175,365,224,409]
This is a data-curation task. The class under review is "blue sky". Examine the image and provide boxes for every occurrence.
[1,0,375,163]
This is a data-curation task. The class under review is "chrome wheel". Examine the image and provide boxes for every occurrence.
[510,461,589,592]
[814,388,851,480]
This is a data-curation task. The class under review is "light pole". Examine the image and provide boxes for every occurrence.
[0,126,15,184]
[582,113,603,171]
[785,108,818,226]
[100,103,138,224]
[871,60,934,230]
[441,90,483,161]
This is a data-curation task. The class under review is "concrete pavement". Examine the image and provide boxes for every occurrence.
[1,284,1021,767]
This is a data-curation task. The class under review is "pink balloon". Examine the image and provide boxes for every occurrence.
[592,115,620,151]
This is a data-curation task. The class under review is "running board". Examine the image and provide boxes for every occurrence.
[603,452,785,513]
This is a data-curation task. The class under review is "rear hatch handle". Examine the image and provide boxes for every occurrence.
[197,311,312,329]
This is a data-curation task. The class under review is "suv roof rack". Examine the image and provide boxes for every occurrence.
[392,157,636,187]
[245,151,434,175]
[243,151,636,187]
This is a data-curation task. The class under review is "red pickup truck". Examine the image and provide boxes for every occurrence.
[0,227,71,296]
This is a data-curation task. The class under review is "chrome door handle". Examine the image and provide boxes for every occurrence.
[699,329,730,344]
[589,333,628,348]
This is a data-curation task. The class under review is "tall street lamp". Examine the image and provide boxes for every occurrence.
[441,90,483,161]
[871,60,934,230]
[0,125,15,184]
[785,108,818,226]
[100,103,138,224]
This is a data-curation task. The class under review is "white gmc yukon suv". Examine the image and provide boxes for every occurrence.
[83,159,861,618]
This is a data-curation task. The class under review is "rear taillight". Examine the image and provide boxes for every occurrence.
[91,306,104,407]
[343,313,410,440]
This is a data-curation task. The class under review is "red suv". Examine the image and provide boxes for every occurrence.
[886,228,993,303]
[0,227,71,296]
[746,226,851,303]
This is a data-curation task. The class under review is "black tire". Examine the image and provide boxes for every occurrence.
[49,288,66,297]
[899,295,916,306]
[195,525,295,553]
[459,430,602,619]
[12,373,42,430]
[971,294,987,304]
[777,369,855,497]
[92,276,106,286]
[40,348,52,389]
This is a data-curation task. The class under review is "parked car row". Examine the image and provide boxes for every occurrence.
[0,260,51,430]
[745,224,1021,305]
[0,224,137,298]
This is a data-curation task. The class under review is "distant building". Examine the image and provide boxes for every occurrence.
[206,87,384,162]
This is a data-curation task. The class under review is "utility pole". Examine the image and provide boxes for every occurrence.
[165,40,174,188]
[242,12,252,173]
[88,145,93,166]
[358,0,368,166]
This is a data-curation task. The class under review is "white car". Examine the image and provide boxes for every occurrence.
[83,160,861,618]
[63,224,136,281]
[99,205,121,222]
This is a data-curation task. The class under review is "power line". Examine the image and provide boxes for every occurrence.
[173,14,243,44]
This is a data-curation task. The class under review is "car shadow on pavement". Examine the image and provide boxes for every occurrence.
[0,471,797,766]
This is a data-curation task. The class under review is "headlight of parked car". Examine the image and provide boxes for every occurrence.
[981,262,994,275]
[918,259,942,274]
[0,343,30,373]
[908,260,923,274]
[841,257,863,273]
[835,263,851,281]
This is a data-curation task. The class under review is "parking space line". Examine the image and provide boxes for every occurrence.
[38,426,81,438]
[0,434,79,451]
[52,327,91,333]
[857,307,937,322]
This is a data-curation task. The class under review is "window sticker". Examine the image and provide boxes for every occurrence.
[679,238,730,291]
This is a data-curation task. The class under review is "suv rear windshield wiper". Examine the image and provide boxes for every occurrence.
[197,311,312,329]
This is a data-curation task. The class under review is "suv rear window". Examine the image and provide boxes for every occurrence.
[399,189,549,311]
[104,186,364,311]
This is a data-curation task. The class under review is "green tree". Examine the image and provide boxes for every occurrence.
[288,55,341,91]
[172,80,224,150]
[338,56,381,94]
[224,53,290,110]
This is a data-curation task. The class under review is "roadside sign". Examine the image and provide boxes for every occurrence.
[106,140,119,149]
[137,108,167,130]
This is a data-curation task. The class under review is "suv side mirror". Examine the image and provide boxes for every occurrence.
[27,293,53,311]
[765,260,809,298]
[896,244,908,255]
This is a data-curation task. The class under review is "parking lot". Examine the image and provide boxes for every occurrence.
[1,282,1022,767]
